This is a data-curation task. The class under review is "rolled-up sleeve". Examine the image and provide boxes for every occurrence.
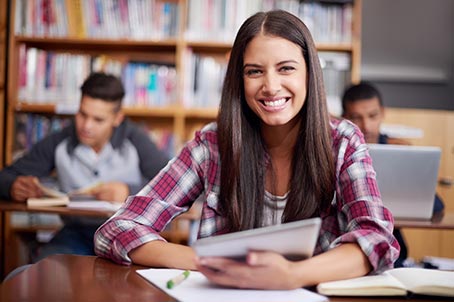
[318,119,400,274]
[94,126,216,265]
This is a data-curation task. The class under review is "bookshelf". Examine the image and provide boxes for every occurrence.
[4,0,363,253]
[3,0,363,273]
[0,0,7,168]
[6,0,362,164]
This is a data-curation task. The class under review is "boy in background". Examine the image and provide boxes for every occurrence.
[342,82,444,267]
[0,72,169,260]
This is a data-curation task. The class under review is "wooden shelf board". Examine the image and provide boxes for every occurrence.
[14,102,219,120]
[15,36,178,52]
[184,108,218,119]
[186,41,232,53]
[186,41,353,53]
[316,43,353,52]
[14,102,219,119]
[15,102,56,113]
[123,106,182,118]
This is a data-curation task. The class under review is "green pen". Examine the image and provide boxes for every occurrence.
[166,270,190,289]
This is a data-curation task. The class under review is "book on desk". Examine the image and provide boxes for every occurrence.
[316,267,454,297]
[26,182,121,211]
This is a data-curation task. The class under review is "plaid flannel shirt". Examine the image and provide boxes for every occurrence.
[94,118,399,274]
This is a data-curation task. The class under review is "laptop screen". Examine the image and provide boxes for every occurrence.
[368,144,441,220]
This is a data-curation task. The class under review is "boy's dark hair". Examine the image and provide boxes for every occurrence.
[341,82,383,114]
[80,72,125,111]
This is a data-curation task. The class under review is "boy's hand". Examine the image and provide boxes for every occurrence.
[10,176,44,202]
[90,182,129,203]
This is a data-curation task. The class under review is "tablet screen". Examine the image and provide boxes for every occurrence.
[192,217,321,260]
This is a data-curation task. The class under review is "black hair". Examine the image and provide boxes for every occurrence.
[80,72,125,110]
[341,82,383,115]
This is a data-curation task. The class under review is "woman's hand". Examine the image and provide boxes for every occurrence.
[195,251,301,290]
[195,243,372,289]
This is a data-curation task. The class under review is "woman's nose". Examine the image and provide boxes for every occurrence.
[262,72,281,95]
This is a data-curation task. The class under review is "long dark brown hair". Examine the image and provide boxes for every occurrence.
[217,10,334,232]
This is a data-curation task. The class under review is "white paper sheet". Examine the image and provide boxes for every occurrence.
[136,268,327,302]
[67,201,122,211]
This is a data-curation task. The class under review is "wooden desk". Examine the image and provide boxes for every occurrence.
[0,201,200,280]
[0,254,449,302]
[0,201,115,281]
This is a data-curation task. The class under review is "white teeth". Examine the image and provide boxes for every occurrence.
[263,98,286,107]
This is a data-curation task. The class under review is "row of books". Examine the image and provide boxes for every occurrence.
[13,114,71,161]
[319,51,351,116]
[14,0,180,39]
[122,62,178,108]
[18,46,178,108]
[182,49,351,114]
[18,46,89,105]
[186,0,353,44]
[18,47,350,115]
[13,113,176,160]
[14,0,353,44]
[183,49,227,109]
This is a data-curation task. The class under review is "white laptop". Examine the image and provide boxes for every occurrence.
[368,144,441,220]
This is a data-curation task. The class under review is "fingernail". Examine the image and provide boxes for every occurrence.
[248,253,256,264]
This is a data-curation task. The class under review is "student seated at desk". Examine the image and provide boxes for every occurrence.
[95,10,399,290]
[0,72,169,261]
[341,82,445,268]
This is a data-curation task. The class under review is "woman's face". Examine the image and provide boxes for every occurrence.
[243,33,308,127]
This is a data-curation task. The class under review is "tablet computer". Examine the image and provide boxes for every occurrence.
[192,217,321,261]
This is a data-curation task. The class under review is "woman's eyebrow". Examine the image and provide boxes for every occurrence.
[243,60,299,68]
[276,59,299,65]
[243,63,262,69]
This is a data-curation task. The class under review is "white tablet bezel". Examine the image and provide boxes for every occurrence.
[192,217,321,261]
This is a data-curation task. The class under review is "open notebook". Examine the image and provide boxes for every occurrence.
[317,267,454,297]
[27,182,121,211]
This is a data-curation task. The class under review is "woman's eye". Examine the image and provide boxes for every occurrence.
[245,69,262,76]
[280,66,295,72]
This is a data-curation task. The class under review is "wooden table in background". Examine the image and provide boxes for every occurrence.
[394,211,454,230]
[0,201,200,280]
[1,254,450,302]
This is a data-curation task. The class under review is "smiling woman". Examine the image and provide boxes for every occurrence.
[94,10,399,290]
[243,34,307,128]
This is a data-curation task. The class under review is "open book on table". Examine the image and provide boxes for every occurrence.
[27,182,103,207]
[316,267,454,297]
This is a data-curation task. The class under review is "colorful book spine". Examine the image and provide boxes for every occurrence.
[14,0,179,39]
[18,48,178,108]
